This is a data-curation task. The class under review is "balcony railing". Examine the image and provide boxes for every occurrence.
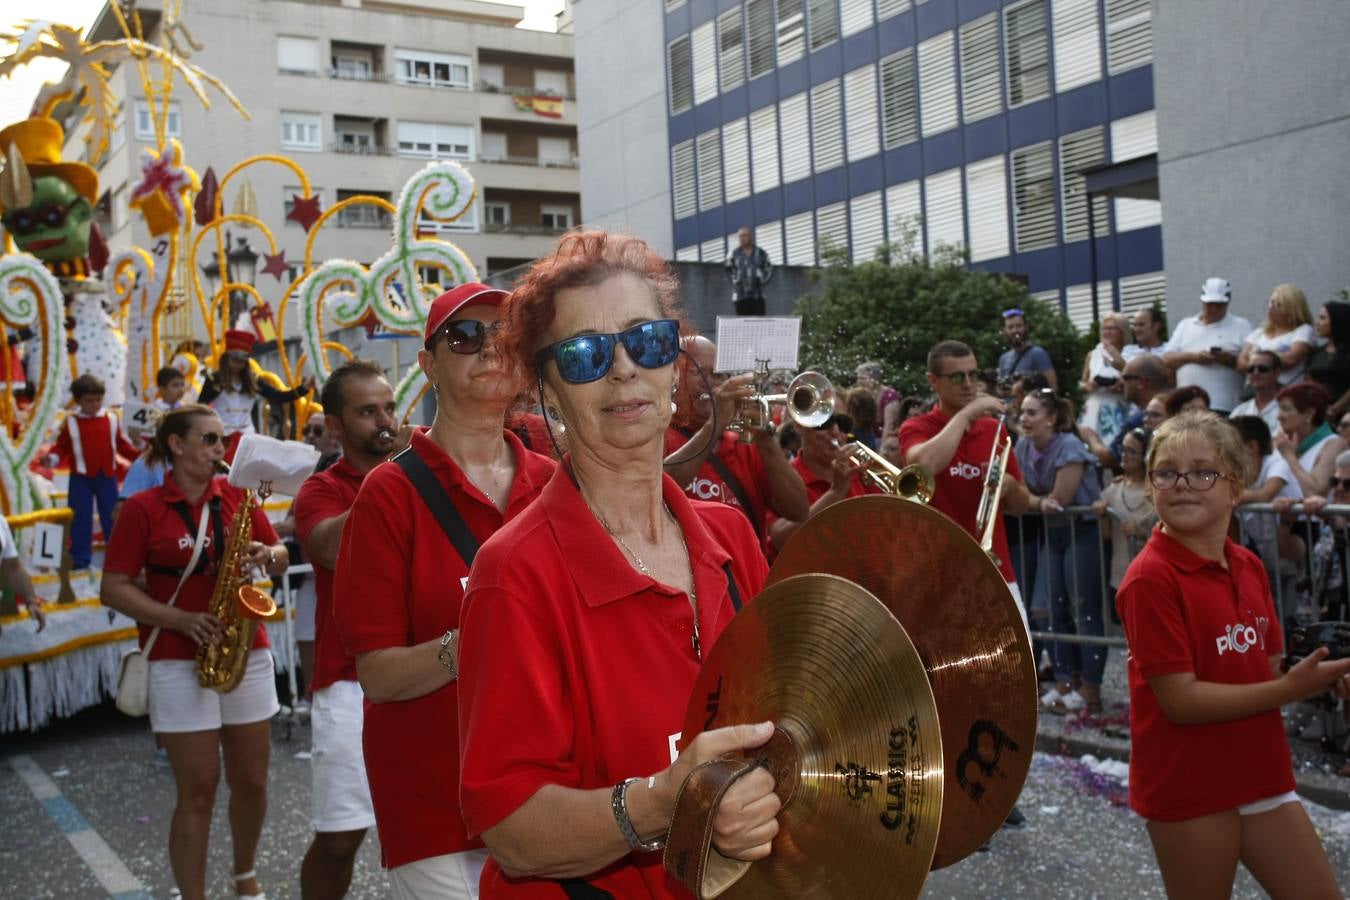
[477,154,578,169]
[331,140,394,156]
[485,222,570,236]
[477,81,576,101]
[335,207,393,229]
[328,68,391,82]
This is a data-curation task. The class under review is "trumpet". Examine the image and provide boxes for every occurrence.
[836,441,935,502]
[727,366,835,443]
[975,420,1013,565]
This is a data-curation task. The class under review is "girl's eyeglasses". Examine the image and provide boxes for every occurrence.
[1147,469,1230,491]
[434,319,503,355]
[535,319,681,385]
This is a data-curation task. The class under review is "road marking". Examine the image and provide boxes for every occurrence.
[9,754,151,898]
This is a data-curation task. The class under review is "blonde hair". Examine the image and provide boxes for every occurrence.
[1265,283,1312,334]
[1146,410,1253,487]
[1100,311,1129,342]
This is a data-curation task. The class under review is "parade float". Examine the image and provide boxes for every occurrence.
[0,7,479,731]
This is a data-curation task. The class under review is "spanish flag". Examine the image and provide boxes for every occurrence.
[513,94,564,119]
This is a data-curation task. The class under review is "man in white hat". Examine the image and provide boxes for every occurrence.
[1161,277,1253,414]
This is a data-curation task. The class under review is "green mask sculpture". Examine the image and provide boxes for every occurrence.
[2,175,94,264]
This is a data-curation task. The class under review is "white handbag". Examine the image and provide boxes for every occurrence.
[115,503,211,717]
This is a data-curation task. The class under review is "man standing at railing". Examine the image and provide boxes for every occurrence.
[901,339,1037,831]
[1162,277,1252,414]
[295,359,402,900]
[724,227,773,316]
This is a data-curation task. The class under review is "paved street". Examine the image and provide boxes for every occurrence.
[4,701,1350,899]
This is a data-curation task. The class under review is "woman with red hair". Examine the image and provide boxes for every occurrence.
[1273,382,1345,497]
[456,231,779,898]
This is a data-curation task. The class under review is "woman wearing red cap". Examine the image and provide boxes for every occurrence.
[332,282,556,899]
[198,329,315,459]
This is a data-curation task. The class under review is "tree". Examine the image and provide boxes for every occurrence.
[796,234,1083,402]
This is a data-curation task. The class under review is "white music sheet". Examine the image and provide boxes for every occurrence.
[713,317,801,373]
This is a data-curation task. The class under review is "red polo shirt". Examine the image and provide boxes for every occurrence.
[457,466,769,899]
[294,456,366,694]
[1116,528,1292,821]
[664,425,771,539]
[898,408,1023,582]
[765,453,879,553]
[333,429,554,869]
[105,475,278,661]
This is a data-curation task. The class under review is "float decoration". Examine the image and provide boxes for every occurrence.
[128,138,199,237]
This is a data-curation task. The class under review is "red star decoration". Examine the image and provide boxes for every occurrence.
[261,250,290,281]
[357,309,382,338]
[286,194,323,232]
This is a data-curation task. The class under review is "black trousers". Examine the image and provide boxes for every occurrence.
[734,293,766,316]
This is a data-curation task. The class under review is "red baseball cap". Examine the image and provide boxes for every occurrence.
[424,282,509,344]
[224,329,256,354]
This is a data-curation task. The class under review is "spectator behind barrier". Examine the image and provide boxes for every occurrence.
[1164,385,1211,418]
[998,308,1058,391]
[1124,305,1168,361]
[1231,415,1303,586]
[1161,276,1251,413]
[1144,395,1168,431]
[1238,283,1315,386]
[1078,311,1129,450]
[1229,349,1282,436]
[1092,427,1156,608]
[1111,354,1170,462]
[1273,381,1346,498]
[855,361,900,439]
[1308,300,1350,421]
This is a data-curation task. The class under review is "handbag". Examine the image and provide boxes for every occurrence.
[115,502,211,717]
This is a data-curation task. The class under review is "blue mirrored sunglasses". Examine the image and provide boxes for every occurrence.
[536,319,681,384]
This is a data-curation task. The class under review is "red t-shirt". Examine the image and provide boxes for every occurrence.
[294,456,366,693]
[664,425,770,539]
[105,475,278,661]
[764,453,879,553]
[457,467,769,899]
[898,408,1023,582]
[333,429,555,869]
[1116,528,1292,821]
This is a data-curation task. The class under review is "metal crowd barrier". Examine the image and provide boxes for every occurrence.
[273,561,312,739]
[1008,501,1350,652]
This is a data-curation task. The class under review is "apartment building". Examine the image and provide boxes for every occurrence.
[59,0,578,333]
[578,0,1163,327]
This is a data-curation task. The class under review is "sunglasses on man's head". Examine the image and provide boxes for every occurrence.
[1002,308,1024,319]
[535,319,681,384]
[434,318,503,355]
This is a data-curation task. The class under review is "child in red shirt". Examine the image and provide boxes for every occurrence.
[1117,411,1350,897]
[53,374,136,569]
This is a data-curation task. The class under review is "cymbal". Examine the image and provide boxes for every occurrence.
[768,496,1038,869]
[680,573,943,900]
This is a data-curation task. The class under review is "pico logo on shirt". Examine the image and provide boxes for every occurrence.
[949,462,984,480]
[684,476,742,507]
[1215,618,1268,656]
[177,534,213,551]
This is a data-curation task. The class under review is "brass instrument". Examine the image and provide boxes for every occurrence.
[974,420,1013,565]
[195,483,273,693]
[837,440,935,502]
[727,363,835,443]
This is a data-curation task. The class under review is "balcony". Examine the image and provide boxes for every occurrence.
[477,153,578,170]
[485,222,569,237]
[330,140,394,156]
[335,206,392,230]
[329,68,391,83]
[477,81,576,102]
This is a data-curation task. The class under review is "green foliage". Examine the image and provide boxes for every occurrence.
[796,234,1083,401]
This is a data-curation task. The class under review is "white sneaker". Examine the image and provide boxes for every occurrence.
[1057,690,1087,712]
[1040,687,1064,708]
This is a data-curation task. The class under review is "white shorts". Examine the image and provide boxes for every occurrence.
[1238,790,1301,816]
[311,680,375,832]
[389,849,489,900]
[1007,579,1028,632]
[149,649,279,733]
[294,579,317,642]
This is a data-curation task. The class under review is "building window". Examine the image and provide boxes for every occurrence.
[1111,111,1161,230]
[696,128,722,211]
[966,155,1010,261]
[676,246,699,262]
[918,31,957,137]
[722,117,750,203]
[394,49,471,89]
[843,64,879,162]
[1011,142,1056,251]
[335,190,392,229]
[1004,0,1050,106]
[749,105,779,192]
[668,36,693,114]
[809,78,843,172]
[134,100,181,140]
[718,7,745,94]
[1106,0,1152,74]
[779,92,810,183]
[839,0,873,38]
[880,49,917,149]
[1059,126,1109,242]
[746,0,775,78]
[756,221,783,266]
[280,112,323,151]
[808,0,839,51]
[877,0,911,20]
[277,36,319,74]
[700,235,726,263]
[672,140,696,219]
[776,0,805,67]
[924,167,964,253]
[849,191,884,263]
[960,14,1002,124]
[539,136,573,166]
[333,54,373,80]
[396,121,473,160]
[486,202,511,227]
[885,180,921,251]
[784,210,815,265]
[535,69,569,96]
[541,205,572,230]
[1052,0,1102,92]
[109,113,126,154]
[692,22,717,106]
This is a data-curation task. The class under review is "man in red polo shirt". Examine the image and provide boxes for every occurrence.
[295,358,400,900]
[664,335,808,550]
[766,411,880,554]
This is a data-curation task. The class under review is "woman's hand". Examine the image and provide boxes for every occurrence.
[175,610,225,645]
[1040,496,1064,514]
[240,540,271,573]
[1091,498,1107,517]
[1271,429,1297,459]
[1122,520,1137,538]
[1301,495,1329,518]
[1282,647,1350,702]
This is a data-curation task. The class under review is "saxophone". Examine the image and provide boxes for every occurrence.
[195,488,261,693]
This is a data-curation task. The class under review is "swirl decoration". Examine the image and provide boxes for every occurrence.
[297,161,478,422]
[104,245,158,404]
[0,255,68,514]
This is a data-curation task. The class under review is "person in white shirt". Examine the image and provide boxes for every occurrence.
[1237,283,1316,385]
[1228,349,1282,436]
[1161,277,1252,413]
[1231,415,1302,583]
[1122,306,1167,361]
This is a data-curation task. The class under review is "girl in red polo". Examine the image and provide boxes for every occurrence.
[1117,411,1350,898]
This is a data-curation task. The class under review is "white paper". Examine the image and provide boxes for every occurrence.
[713,316,802,372]
[228,434,320,497]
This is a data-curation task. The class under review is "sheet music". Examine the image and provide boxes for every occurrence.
[713,317,801,372]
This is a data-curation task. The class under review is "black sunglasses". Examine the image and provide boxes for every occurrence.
[535,319,681,384]
[433,319,503,355]
[2,202,71,236]
[303,425,325,436]
[1247,364,1274,374]
[192,431,223,446]
[1332,478,1350,490]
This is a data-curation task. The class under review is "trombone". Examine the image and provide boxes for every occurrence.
[836,441,935,502]
[726,365,835,442]
[975,419,1013,565]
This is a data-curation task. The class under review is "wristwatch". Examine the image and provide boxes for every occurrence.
[437,629,458,679]
[612,777,665,852]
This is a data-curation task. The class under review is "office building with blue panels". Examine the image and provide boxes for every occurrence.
[662,0,1164,325]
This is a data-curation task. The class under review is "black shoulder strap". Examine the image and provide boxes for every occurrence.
[155,497,224,577]
[676,426,758,531]
[392,447,479,568]
[723,561,743,613]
